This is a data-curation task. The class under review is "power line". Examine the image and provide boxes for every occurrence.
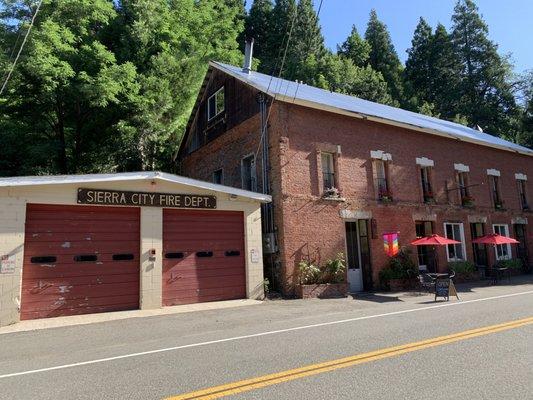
[0,0,43,96]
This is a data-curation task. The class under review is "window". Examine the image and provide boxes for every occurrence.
[321,152,335,191]
[457,172,471,205]
[213,169,223,185]
[375,160,391,200]
[415,221,435,272]
[420,167,433,202]
[470,223,488,267]
[444,222,466,261]
[517,179,528,210]
[241,154,256,191]
[493,224,511,261]
[207,87,225,121]
[489,175,503,209]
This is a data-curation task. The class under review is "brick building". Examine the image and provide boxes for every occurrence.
[178,60,533,294]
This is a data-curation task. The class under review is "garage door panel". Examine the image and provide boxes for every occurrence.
[21,281,139,300]
[21,204,140,320]
[25,232,139,243]
[20,295,140,320]
[25,220,140,234]
[163,286,245,306]
[22,261,139,277]
[163,209,246,306]
[23,241,139,255]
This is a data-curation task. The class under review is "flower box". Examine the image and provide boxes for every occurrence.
[296,283,348,299]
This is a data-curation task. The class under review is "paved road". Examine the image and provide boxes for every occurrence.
[0,280,532,399]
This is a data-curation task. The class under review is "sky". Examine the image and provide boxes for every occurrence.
[246,0,533,74]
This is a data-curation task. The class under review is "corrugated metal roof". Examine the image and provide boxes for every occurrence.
[0,171,272,203]
[212,61,533,157]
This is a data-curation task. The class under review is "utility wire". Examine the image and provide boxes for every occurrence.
[0,0,43,96]
[253,5,299,161]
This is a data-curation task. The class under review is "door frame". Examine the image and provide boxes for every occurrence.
[344,219,372,292]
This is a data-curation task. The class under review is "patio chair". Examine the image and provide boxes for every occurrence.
[417,273,435,293]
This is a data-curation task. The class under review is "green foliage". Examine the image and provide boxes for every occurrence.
[448,261,475,274]
[364,9,403,104]
[337,25,370,67]
[298,253,346,285]
[497,259,523,270]
[379,249,417,283]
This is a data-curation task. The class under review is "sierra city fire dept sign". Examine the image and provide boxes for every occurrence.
[77,188,216,209]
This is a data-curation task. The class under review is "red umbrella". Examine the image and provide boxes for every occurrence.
[472,233,519,245]
[411,234,461,246]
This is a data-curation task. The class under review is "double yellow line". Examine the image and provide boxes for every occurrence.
[165,316,533,400]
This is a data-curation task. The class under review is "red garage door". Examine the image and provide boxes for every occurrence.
[163,209,246,306]
[21,204,140,320]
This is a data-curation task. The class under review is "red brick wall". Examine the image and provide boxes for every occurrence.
[180,96,533,296]
[274,102,533,293]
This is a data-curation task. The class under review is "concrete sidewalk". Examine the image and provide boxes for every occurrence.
[2,275,531,336]
[0,299,262,335]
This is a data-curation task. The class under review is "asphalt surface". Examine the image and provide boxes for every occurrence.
[0,279,532,400]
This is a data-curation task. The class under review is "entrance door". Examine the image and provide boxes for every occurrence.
[514,224,528,266]
[345,220,372,292]
[415,221,435,272]
[471,223,488,267]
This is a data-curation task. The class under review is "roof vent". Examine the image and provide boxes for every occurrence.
[243,38,254,74]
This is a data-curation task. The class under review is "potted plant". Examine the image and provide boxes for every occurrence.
[296,253,348,299]
[379,249,417,291]
[497,259,523,275]
[323,187,340,199]
[448,261,479,283]
[462,195,475,207]
[379,188,393,203]
[424,191,435,204]
[494,200,505,210]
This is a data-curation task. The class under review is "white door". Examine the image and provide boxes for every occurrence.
[345,221,363,292]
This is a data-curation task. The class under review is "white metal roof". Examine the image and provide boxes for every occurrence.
[0,171,272,203]
[211,61,533,157]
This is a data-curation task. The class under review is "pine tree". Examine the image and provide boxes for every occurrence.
[243,0,274,71]
[364,9,404,104]
[284,0,326,82]
[404,18,433,109]
[451,0,517,136]
[430,23,462,119]
[268,0,297,76]
[337,25,370,67]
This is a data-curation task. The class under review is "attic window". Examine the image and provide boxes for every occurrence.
[207,86,225,121]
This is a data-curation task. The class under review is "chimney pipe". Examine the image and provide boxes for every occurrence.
[243,38,254,74]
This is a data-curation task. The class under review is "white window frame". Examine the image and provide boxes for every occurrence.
[212,168,223,185]
[207,86,225,121]
[492,224,512,261]
[444,222,466,261]
[321,152,336,190]
[241,153,256,192]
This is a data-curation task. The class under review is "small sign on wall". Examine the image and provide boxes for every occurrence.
[250,248,260,263]
[0,255,16,274]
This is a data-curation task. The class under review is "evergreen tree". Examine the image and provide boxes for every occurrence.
[364,9,403,104]
[451,0,518,136]
[317,53,393,105]
[114,0,243,170]
[0,0,137,174]
[404,18,433,109]
[285,0,325,81]
[430,23,462,119]
[268,0,297,76]
[243,0,274,71]
[337,25,370,67]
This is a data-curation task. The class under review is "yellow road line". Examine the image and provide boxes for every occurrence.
[165,316,533,400]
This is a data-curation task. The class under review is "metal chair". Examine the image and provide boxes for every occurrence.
[418,273,435,293]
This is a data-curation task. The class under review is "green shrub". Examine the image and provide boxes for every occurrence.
[379,248,417,285]
[298,253,347,285]
[498,259,523,270]
[448,261,475,274]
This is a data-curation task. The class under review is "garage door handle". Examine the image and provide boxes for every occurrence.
[196,251,213,258]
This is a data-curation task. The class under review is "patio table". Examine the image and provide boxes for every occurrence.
[492,267,511,285]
